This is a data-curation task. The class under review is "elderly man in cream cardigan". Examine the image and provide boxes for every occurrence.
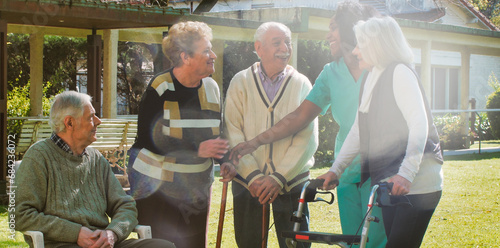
[224,22,318,248]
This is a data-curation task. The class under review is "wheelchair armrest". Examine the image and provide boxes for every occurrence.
[24,231,45,248]
[134,225,152,239]
[23,224,151,248]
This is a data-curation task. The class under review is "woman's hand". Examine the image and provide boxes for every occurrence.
[317,171,340,190]
[198,137,229,159]
[387,175,411,195]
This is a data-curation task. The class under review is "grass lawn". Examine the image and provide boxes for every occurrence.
[2,150,499,247]
[469,139,500,149]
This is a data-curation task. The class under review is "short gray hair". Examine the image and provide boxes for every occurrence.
[254,22,291,43]
[49,91,92,133]
[162,21,213,67]
[354,16,413,68]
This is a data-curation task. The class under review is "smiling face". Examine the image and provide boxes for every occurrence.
[72,103,101,148]
[255,27,292,77]
[186,37,217,78]
[326,18,341,58]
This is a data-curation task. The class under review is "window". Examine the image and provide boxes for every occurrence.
[432,67,460,110]
[415,66,460,110]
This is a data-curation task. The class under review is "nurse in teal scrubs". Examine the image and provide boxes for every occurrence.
[229,2,386,247]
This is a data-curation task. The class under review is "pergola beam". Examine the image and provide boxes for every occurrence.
[193,0,219,14]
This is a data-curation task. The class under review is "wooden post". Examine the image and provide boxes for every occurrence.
[0,20,7,184]
[29,33,44,116]
[87,31,103,117]
[103,29,118,118]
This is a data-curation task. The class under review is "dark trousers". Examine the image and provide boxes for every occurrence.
[58,238,175,248]
[382,191,442,248]
[232,181,311,248]
[135,190,211,248]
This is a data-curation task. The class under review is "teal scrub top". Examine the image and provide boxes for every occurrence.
[306,58,366,184]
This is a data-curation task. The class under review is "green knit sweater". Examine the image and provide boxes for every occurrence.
[14,139,138,247]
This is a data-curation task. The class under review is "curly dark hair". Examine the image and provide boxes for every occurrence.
[334,1,380,59]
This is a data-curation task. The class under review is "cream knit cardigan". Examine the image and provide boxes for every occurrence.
[224,62,318,192]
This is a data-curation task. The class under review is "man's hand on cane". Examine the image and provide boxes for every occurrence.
[219,162,237,183]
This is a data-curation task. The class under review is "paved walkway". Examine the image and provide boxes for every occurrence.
[443,146,500,156]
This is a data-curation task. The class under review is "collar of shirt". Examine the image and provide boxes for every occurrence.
[359,66,385,113]
[258,64,288,102]
[50,133,88,156]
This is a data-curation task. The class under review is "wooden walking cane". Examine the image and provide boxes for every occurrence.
[215,88,229,248]
[216,181,228,248]
[262,203,269,248]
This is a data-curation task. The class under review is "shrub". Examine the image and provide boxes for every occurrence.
[434,114,468,149]
[314,109,338,168]
[471,112,495,141]
[486,90,500,139]
[7,81,57,144]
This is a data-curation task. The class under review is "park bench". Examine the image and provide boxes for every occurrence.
[14,118,138,175]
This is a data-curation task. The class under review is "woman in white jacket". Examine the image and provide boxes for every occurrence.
[319,16,444,248]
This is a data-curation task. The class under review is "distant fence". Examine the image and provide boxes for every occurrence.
[431,108,500,153]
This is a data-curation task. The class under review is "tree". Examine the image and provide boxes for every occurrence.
[43,36,87,93]
[297,40,337,167]
[7,34,87,95]
[486,72,500,138]
[297,40,333,84]
[117,42,152,114]
[222,41,259,96]
[7,34,30,91]
[469,0,500,28]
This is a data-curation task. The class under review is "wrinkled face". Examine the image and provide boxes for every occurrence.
[255,27,292,75]
[73,103,101,148]
[187,37,217,78]
[326,18,341,57]
[352,45,372,70]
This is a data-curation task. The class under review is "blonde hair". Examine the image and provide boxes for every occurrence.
[354,16,413,68]
[162,21,213,67]
[49,91,92,133]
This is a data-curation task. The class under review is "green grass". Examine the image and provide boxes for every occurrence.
[2,151,500,247]
[469,139,500,149]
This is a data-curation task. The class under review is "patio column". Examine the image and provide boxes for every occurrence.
[420,40,432,103]
[29,33,44,116]
[460,49,471,147]
[87,32,102,117]
[103,29,118,118]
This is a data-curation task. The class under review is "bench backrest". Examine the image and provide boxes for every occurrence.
[16,119,53,155]
[16,118,138,173]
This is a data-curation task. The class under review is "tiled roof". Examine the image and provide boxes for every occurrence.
[457,0,499,31]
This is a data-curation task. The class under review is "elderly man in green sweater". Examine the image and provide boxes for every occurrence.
[14,91,175,248]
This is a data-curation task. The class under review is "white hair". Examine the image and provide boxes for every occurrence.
[254,22,291,43]
[49,91,92,133]
[354,16,414,68]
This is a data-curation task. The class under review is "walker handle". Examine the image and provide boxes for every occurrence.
[308,178,339,190]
